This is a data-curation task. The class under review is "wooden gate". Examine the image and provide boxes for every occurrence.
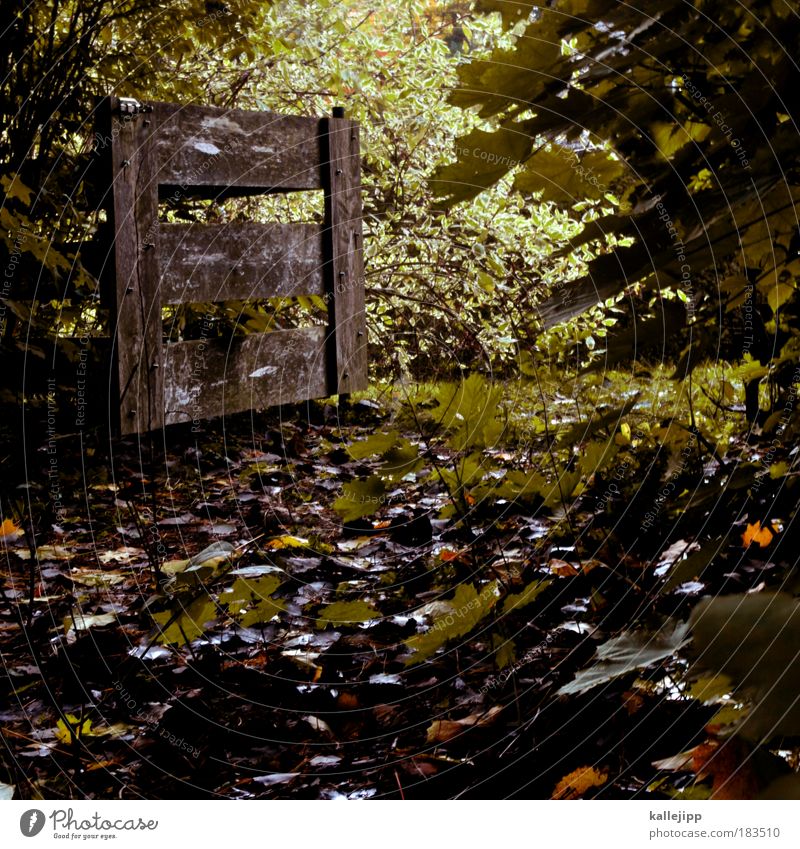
[100,96,367,435]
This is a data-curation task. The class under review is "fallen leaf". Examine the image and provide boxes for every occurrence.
[548,558,579,576]
[63,612,117,642]
[55,714,97,744]
[162,541,236,584]
[552,765,609,799]
[622,689,646,716]
[661,738,761,800]
[558,621,690,696]
[316,600,380,628]
[265,535,309,550]
[303,715,333,735]
[70,570,126,587]
[0,781,13,800]
[0,518,22,540]
[426,706,503,743]
[742,521,773,548]
[337,692,360,709]
[253,773,297,787]
[98,546,143,564]
[36,545,74,561]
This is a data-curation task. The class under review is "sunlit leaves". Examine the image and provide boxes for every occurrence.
[513,147,626,205]
[649,121,710,160]
[432,373,504,450]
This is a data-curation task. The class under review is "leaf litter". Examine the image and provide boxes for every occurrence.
[1,399,798,799]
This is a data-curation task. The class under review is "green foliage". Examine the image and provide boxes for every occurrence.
[405,581,500,664]
[689,593,800,742]
[316,600,380,629]
[1,0,584,403]
[152,596,219,646]
[333,475,386,521]
[442,0,800,422]
[502,579,551,614]
[225,575,286,627]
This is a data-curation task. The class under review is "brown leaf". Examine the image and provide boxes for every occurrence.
[548,558,579,576]
[691,739,760,800]
[426,706,503,744]
[552,765,609,799]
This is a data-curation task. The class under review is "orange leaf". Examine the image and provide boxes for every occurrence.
[439,549,460,562]
[742,521,773,548]
[552,765,609,799]
[0,518,21,540]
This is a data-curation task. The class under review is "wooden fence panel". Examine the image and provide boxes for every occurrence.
[158,223,326,303]
[103,97,367,434]
[163,326,328,425]
[149,103,322,191]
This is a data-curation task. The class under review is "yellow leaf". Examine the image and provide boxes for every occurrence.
[552,765,609,799]
[767,281,795,313]
[0,173,34,205]
[742,521,773,548]
[55,715,95,744]
[265,535,309,550]
[769,461,788,479]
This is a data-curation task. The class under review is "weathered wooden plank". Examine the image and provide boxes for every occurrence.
[148,102,323,191]
[321,113,368,395]
[108,96,164,434]
[163,326,328,425]
[158,223,326,303]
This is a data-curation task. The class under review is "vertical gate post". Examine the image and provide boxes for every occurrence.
[108,96,164,434]
[322,107,368,397]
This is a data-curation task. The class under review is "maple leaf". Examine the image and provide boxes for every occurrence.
[742,521,773,548]
[552,765,609,799]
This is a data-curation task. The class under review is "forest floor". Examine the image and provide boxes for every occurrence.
[0,396,790,799]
